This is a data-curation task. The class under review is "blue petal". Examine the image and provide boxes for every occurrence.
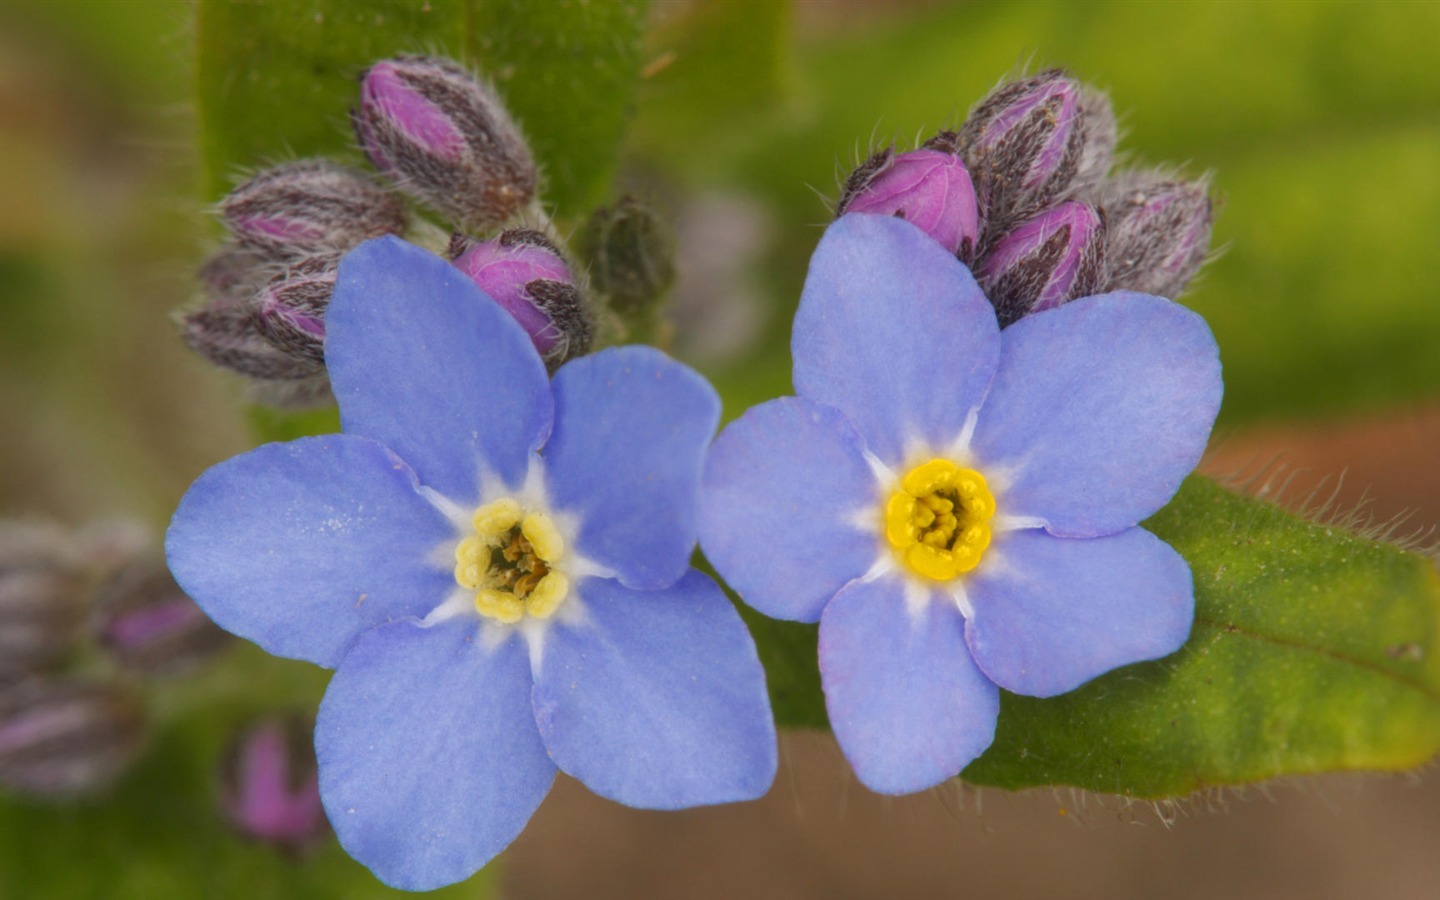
[818,575,999,794]
[965,527,1194,698]
[543,347,719,590]
[327,236,553,502]
[531,571,776,809]
[700,397,878,623]
[166,435,454,668]
[791,214,1000,466]
[970,292,1222,537]
[316,618,555,892]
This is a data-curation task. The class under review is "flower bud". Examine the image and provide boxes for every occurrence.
[254,258,337,364]
[977,201,1106,327]
[578,196,677,315]
[93,556,230,678]
[450,229,592,370]
[1075,88,1117,189]
[0,678,147,798]
[837,147,981,263]
[355,56,536,231]
[0,571,84,678]
[1101,170,1213,299]
[958,70,1090,237]
[180,305,324,382]
[221,161,405,260]
[198,245,273,308]
[218,714,328,854]
[0,524,85,677]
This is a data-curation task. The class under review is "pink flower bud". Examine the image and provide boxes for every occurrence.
[0,678,147,798]
[837,148,981,263]
[221,161,405,260]
[0,523,85,677]
[450,230,592,370]
[355,56,536,231]
[978,201,1106,326]
[218,715,328,854]
[93,556,230,679]
[255,258,337,364]
[958,70,1100,237]
[1101,170,1214,299]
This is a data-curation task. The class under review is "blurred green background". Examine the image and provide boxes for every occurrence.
[2,0,1438,897]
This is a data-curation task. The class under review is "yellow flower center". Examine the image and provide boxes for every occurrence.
[454,498,569,624]
[884,459,995,581]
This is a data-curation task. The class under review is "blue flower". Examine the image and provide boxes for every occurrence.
[699,214,1221,795]
[167,237,777,890]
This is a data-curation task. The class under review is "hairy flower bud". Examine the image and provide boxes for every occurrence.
[198,245,273,308]
[255,258,337,364]
[221,161,405,260]
[958,69,1091,238]
[1101,170,1213,299]
[0,678,146,798]
[977,201,1106,327]
[837,147,981,263]
[450,229,592,370]
[1075,88,1117,189]
[180,306,325,382]
[355,56,536,231]
[578,197,677,315]
[0,524,85,677]
[218,714,327,854]
[93,556,230,678]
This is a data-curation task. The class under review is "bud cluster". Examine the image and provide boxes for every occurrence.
[0,519,229,799]
[180,55,618,401]
[837,69,1213,326]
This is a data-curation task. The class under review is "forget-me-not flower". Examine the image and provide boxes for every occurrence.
[699,214,1221,795]
[167,237,777,890]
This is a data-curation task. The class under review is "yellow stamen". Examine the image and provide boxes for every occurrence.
[520,512,564,562]
[884,459,996,582]
[473,499,522,536]
[454,497,572,624]
[525,572,568,619]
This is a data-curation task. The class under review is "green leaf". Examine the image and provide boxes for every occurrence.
[468,0,649,215]
[628,0,794,177]
[0,647,493,899]
[753,477,1440,798]
[195,0,470,201]
[196,0,648,215]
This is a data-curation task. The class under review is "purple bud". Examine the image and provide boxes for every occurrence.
[1101,170,1214,299]
[0,678,147,798]
[451,229,592,370]
[978,201,1106,327]
[1074,88,1117,189]
[93,556,230,678]
[221,161,405,260]
[254,258,337,364]
[198,245,273,308]
[355,56,536,231]
[219,715,328,854]
[837,148,981,263]
[958,70,1089,238]
[180,305,325,382]
[0,571,84,678]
